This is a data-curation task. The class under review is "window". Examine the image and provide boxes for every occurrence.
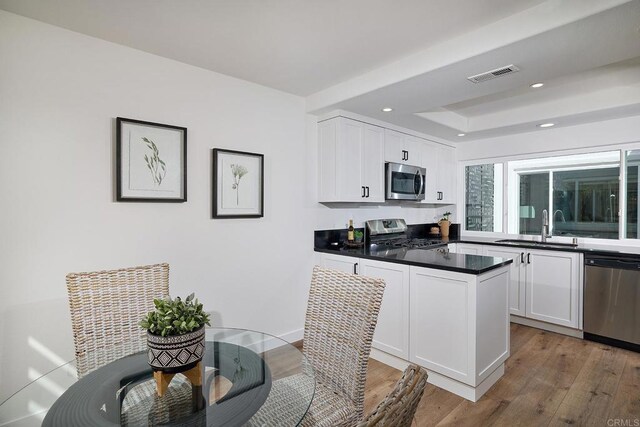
[464,163,502,232]
[519,173,549,235]
[626,150,640,238]
[508,151,620,239]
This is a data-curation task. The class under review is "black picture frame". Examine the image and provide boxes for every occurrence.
[116,117,187,202]
[212,148,264,218]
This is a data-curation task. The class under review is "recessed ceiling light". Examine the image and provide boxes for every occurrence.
[457,133,466,137]
[381,107,393,112]
[538,123,555,128]
[530,82,544,88]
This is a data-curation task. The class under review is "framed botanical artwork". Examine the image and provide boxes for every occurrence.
[212,148,264,218]
[116,117,187,202]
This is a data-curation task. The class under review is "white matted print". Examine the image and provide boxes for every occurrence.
[116,117,187,202]
[212,149,264,218]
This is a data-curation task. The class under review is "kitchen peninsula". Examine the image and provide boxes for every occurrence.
[314,220,512,401]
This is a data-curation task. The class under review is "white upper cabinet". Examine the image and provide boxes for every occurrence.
[437,145,457,204]
[362,125,385,202]
[422,143,457,204]
[318,115,456,204]
[318,117,384,202]
[384,129,422,166]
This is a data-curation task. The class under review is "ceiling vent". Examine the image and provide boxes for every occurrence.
[467,64,520,83]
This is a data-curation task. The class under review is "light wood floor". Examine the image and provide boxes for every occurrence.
[364,324,640,426]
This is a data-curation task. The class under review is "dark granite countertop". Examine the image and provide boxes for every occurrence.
[314,223,640,275]
[314,245,513,275]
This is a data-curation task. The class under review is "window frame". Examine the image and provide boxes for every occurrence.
[458,143,640,246]
[459,160,506,238]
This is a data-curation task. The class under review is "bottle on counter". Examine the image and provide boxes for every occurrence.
[347,219,355,243]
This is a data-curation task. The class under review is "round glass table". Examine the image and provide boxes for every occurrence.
[0,328,315,426]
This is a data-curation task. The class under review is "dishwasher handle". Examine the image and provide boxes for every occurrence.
[585,257,640,270]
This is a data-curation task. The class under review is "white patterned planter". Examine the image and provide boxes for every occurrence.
[147,326,205,372]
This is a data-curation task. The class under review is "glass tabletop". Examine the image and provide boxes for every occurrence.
[0,328,315,427]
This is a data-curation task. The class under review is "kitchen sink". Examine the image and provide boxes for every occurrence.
[496,239,578,248]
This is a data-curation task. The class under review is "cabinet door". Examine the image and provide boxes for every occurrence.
[409,266,472,384]
[404,135,423,166]
[336,119,365,201]
[317,253,360,275]
[360,259,410,359]
[421,142,439,203]
[362,124,385,202]
[526,250,581,328]
[437,146,457,204]
[484,246,526,316]
[384,129,405,163]
[317,119,338,201]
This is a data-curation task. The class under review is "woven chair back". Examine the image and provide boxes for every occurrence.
[66,263,169,377]
[303,266,386,421]
[358,364,428,427]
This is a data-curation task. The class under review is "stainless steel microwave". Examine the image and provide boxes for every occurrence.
[385,162,426,201]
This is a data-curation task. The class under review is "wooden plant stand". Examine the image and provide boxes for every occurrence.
[153,361,203,397]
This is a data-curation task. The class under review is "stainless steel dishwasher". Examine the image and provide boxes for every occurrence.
[584,253,640,352]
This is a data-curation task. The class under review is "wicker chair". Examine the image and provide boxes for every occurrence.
[247,266,385,426]
[292,266,386,427]
[358,364,428,427]
[66,263,170,377]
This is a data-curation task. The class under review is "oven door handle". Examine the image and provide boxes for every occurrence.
[415,170,424,200]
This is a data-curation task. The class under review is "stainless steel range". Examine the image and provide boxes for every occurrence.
[366,219,443,249]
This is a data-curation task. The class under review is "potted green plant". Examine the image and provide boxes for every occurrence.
[354,230,364,243]
[438,211,452,238]
[140,293,211,372]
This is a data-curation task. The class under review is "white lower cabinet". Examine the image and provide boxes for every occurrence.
[450,243,483,255]
[409,265,509,400]
[316,252,510,401]
[526,249,581,329]
[316,253,359,274]
[359,259,410,359]
[483,246,526,316]
[482,245,582,329]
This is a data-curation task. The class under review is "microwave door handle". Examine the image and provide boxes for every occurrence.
[414,170,424,200]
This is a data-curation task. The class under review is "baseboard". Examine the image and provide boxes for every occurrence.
[370,348,504,402]
[510,316,583,338]
[279,328,304,344]
[427,363,504,402]
[370,348,409,372]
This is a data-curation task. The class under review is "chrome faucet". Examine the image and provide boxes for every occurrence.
[553,209,566,223]
[541,209,552,242]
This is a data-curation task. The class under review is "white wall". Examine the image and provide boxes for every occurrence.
[0,11,314,401]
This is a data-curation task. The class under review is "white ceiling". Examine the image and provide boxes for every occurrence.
[2,0,640,142]
[0,0,545,96]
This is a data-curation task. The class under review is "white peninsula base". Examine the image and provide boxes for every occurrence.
[370,264,511,402]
